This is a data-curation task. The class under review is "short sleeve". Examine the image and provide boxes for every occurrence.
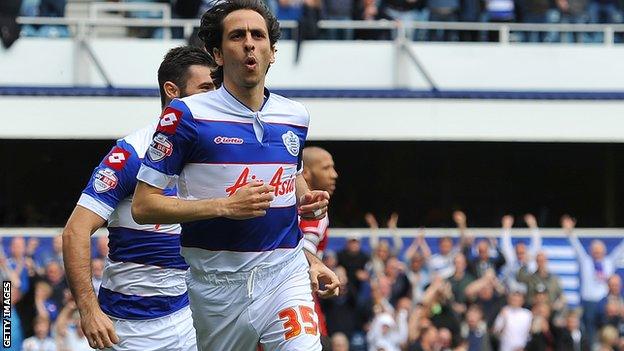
[137,99,197,189]
[78,140,140,220]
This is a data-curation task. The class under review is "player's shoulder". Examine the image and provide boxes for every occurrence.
[266,91,310,126]
[121,123,156,159]
[177,89,221,116]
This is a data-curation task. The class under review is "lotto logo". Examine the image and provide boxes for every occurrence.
[214,136,244,145]
[156,107,183,134]
[160,112,177,127]
[103,146,131,171]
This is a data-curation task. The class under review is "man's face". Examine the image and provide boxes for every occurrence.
[515,243,527,262]
[536,252,547,271]
[181,64,215,97]
[591,240,606,260]
[608,275,621,295]
[477,240,489,260]
[215,9,275,89]
[10,237,25,258]
[439,238,452,255]
[304,151,338,195]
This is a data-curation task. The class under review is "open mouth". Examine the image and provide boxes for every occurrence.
[244,57,257,70]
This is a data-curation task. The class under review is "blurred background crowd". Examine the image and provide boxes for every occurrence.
[2,210,624,351]
[13,0,624,42]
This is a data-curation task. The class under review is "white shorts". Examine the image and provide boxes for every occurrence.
[186,249,321,351]
[105,306,197,351]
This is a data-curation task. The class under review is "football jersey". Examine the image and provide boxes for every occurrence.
[137,86,309,273]
[78,124,189,320]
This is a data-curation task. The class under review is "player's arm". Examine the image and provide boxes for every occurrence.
[132,180,275,224]
[62,206,118,349]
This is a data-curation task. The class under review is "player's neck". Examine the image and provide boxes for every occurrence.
[223,78,265,112]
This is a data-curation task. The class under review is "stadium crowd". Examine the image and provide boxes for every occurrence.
[15,0,624,42]
[2,210,624,351]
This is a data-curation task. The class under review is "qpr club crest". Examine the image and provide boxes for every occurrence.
[282,131,300,157]
[93,168,118,193]
[148,133,173,162]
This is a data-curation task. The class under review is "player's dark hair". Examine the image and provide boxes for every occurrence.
[197,0,280,85]
[157,45,215,108]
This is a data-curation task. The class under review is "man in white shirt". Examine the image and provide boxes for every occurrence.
[493,284,532,351]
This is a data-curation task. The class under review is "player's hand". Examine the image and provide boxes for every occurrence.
[309,261,340,298]
[223,181,275,220]
[298,191,329,220]
[80,305,119,349]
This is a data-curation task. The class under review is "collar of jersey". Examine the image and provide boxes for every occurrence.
[219,84,271,116]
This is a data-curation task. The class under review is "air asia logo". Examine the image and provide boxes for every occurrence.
[148,133,173,162]
[214,136,244,145]
[103,146,131,171]
[282,131,300,157]
[156,107,183,134]
[93,168,118,193]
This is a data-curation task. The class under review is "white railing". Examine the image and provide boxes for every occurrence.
[15,16,624,45]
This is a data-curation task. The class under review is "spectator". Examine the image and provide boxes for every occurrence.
[404,232,431,304]
[526,252,566,314]
[482,0,515,41]
[556,311,590,351]
[337,233,370,293]
[587,0,622,41]
[331,332,350,351]
[459,0,482,40]
[560,0,589,42]
[519,0,563,42]
[492,284,533,351]
[384,257,412,306]
[408,325,440,351]
[464,269,506,327]
[422,276,461,345]
[44,260,67,308]
[320,266,358,338]
[323,0,355,39]
[365,212,403,278]
[436,327,453,350]
[366,310,409,351]
[460,305,492,351]
[463,238,506,279]
[22,315,56,351]
[564,214,624,344]
[424,235,457,280]
[447,253,475,316]
[95,235,108,259]
[597,300,623,331]
[597,275,623,323]
[7,237,35,295]
[526,302,556,351]
[500,214,542,286]
[91,258,104,296]
[38,0,68,38]
[34,281,59,322]
[378,0,427,40]
[55,300,92,351]
[597,325,619,351]
[427,0,460,41]
[353,0,381,39]
[277,0,305,38]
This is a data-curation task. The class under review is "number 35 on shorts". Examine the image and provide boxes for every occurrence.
[278,305,318,340]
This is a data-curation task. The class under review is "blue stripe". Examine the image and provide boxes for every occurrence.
[8,86,624,100]
[189,121,306,164]
[98,287,188,320]
[181,206,301,251]
[108,227,189,270]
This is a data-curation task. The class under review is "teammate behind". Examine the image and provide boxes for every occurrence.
[299,146,339,343]
[62,46,215,351]
[132,1,339,349]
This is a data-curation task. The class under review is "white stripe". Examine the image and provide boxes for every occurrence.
[137,164,175,190]
[178,163,298,208]
[108,198,181,234]
[541,246,576,259]
[101,258,187,297]
[548,261,580,274]
[560,276,580,290]
[77,193,114,220]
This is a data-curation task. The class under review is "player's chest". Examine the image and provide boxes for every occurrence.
[193,119,306,164]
